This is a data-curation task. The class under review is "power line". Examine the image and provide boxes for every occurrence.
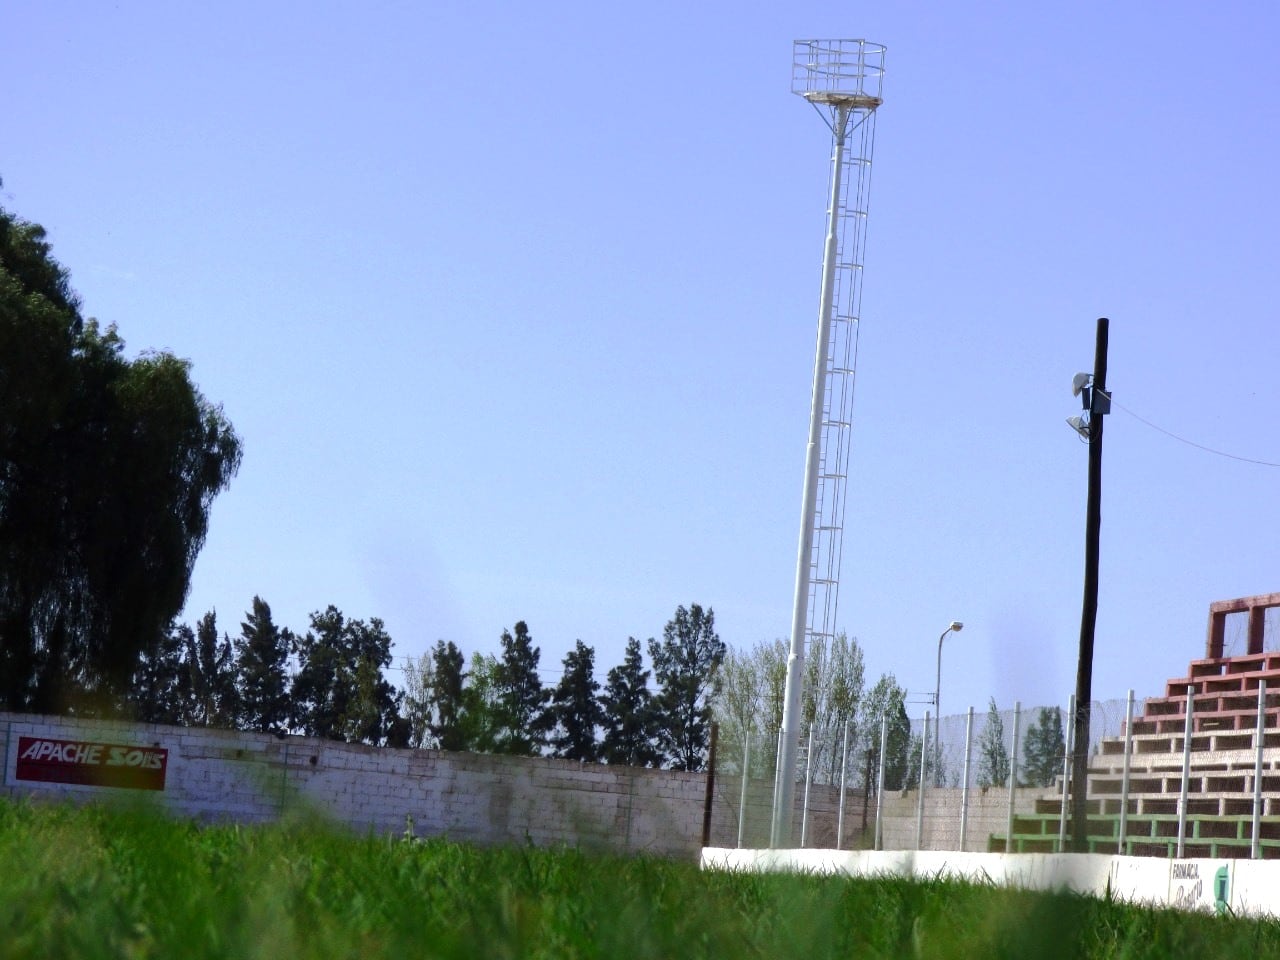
[1110,397,1280,468]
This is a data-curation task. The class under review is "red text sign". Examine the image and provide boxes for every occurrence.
[16,736,168,791]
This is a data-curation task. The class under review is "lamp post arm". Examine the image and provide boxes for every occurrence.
[935,630,946,720]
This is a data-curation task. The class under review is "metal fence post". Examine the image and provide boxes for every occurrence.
[836,720,850,850]
[800,733,814,848]
[916,712,930,850]
[959,706,974,851]
[1058,695,1074,853]
[737,730,751,849]
[1177,684,1194,858]
[1006,701,1021,853]
[1118,689,1134,854]
[1253,679,1266,859]
[875,713,888,851]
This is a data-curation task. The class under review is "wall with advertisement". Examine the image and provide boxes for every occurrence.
[15,735,168,791]
[0,711,730,858]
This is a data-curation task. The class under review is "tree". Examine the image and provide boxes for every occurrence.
[713,642,765,778]
[491,621,551,755]
[883,698,914,791]
[905,731,925,790]
[401,651,434,748]
[0,204,242,713]
[234,596,292,733]
[802,632,865,785]
[428,640,468,751]
[290,607,403,745]
[185,612,238,727]
[977,697,1011,789]
[711,638,787,779]
[348,654,410,748]
[860,673,911,791]
[1021,706,1066,788]
[599,637,661,767]
[128,620,189,724]
[460,652,503,753]
[649,603,725,771]
[548,640,602,762]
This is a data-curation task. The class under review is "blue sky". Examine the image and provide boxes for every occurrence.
[6,1,1280,723]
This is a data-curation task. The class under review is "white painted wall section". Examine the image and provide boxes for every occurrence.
[702,847,1280,919]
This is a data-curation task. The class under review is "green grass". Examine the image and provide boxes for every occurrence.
[3,798,1280,959]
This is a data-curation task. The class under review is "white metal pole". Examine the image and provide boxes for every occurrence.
[770,727,786,847]
[836,720,850,850]
[772,103,852,848]
[1253,679,1266,859]
[800,733,816,848]
[1118,689,1134,854]
[959,705,974,851]
[737,730,751,849]
[915,711,930,850]
[875,712,888,851]
[1177,684,1194,859]
[1006,701,1021,854]
[1058,695,1075,853]
[933,624,961,782]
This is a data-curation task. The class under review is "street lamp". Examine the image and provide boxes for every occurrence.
[933,621,963,785]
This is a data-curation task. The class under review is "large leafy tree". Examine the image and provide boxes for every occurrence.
[1021,706,1066,788]
[234,596,292,734]
[599,637,661,767]
[0,204,241,713]
[492,621,551,755]
[290,606,404,746]
[649,604,725,771]
[548,640,602,762]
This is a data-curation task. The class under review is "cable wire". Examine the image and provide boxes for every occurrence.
[1109,397,1280,468]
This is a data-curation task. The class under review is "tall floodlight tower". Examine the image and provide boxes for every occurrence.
[771,40,885,848]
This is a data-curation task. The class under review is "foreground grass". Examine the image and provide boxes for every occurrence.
[3,799,1280,959]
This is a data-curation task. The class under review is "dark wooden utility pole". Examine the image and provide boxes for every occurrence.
[702,723,719,847]
[1072,317,1109,852]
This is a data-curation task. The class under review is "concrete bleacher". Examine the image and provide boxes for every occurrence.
[992,592,1280,859]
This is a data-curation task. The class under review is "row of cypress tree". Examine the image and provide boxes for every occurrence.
[127,598,727,772]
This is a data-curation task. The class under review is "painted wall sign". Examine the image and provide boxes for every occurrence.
[1168,859,1233,913]
[15,736,168,791]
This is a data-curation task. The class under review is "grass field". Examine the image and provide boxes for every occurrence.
[4,798,1280,959]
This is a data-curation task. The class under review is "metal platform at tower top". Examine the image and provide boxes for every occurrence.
[792,40,885,115]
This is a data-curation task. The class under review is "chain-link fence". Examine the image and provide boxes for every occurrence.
[713,694,1171,854]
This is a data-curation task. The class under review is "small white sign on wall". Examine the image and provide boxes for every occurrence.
[1168,859,1233,913]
